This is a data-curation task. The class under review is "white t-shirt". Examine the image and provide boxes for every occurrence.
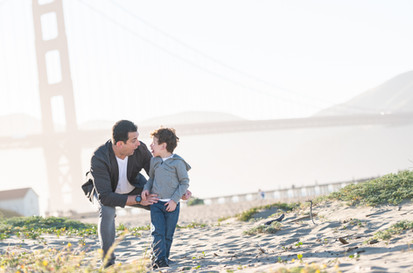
[115,156,135,194]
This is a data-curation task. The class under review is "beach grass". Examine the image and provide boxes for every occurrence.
[243,221,282,235]
[273,264,328,273]
[236,202,298,222]
[0,219,151,272]
[0,247,150,273]
[327,169,413,206]
[177,222,207,229]
[115,223,150,237]
[0,216,97,240]
[186,196,205,206]
[373,220,413,240]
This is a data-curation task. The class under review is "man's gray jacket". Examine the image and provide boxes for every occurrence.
[144,154,191,204]
[87,140,152,207]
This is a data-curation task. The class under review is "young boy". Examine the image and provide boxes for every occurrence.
[141,127,191,269]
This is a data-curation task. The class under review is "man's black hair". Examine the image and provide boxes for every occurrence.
[112,120,137,144]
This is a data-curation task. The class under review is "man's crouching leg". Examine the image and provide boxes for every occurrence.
[97,201,116,267]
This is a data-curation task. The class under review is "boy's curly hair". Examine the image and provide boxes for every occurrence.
[151,128,179,153]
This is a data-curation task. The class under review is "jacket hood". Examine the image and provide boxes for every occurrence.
[152,154,191,171]
[170,154,191,171]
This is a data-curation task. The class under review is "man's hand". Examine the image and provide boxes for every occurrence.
[181,190,192,200]
[140,193,159,206]
[141,190,150,201]
[165,200,177,212]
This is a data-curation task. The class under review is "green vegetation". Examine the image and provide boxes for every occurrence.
[217,216,231,223]
[0,216,97,240]
[0,247,150,273]
[373,220,413,240]
[343,218,364,228]
[177,222,207,229]
[0,217,155,272]
[268,264,327,273]
[186,196,205,206]
[0,217,153,240]
[116,223,149,236]
[328,170,413,206]
[243,221,282,235]
[236,202,298,222]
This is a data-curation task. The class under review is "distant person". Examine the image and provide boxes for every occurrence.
[141,127,191,269]
[81,120,191,268]
[258,189,265,199]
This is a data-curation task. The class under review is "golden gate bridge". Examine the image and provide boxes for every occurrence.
[1,0,412,214]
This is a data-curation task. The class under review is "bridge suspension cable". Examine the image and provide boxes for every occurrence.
[79,0,382,116]
[75,0,333,116]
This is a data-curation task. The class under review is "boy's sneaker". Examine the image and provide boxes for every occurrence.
[153,259,169,269]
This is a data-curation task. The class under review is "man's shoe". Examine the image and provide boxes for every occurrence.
[153,259,169,269]
[103,261,115,269]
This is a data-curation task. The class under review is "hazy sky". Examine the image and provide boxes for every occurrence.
[1,0,413,214]
[1,0,413,124]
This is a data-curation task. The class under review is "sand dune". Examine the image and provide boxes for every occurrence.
[1,200,413,272]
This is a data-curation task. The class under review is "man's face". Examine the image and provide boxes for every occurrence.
[121,131,140,156]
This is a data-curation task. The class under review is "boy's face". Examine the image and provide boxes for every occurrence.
[150,137,164,157]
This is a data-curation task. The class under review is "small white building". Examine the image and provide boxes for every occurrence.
[0,188,39,216]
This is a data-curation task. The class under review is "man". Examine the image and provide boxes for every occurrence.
[82,120,190,267]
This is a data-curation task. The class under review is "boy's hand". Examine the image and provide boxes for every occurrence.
[181,190,192,200]
[141,190,149,201]
[141,193,158,206]
[165,200,177,212]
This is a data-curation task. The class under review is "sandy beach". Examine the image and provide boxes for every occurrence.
[1,200,413,272]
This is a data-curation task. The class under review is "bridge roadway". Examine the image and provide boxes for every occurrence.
[1,112,413,149]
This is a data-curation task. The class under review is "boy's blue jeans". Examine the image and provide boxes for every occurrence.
[150,201,180,263]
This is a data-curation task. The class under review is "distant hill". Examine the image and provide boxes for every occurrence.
[0,112,244,136]
[78,111,244,130]
[139,111,244,126]
[317,70,413,116]
[0,113,82,136]
[0,113,41,137]
[78,120,116,131]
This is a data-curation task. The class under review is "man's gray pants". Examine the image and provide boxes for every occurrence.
[94,175,149,265]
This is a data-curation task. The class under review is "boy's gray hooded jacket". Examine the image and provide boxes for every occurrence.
[144,154,191,204]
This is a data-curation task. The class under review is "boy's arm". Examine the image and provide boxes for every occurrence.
[143,177,154,192]
[170,162,190,204]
